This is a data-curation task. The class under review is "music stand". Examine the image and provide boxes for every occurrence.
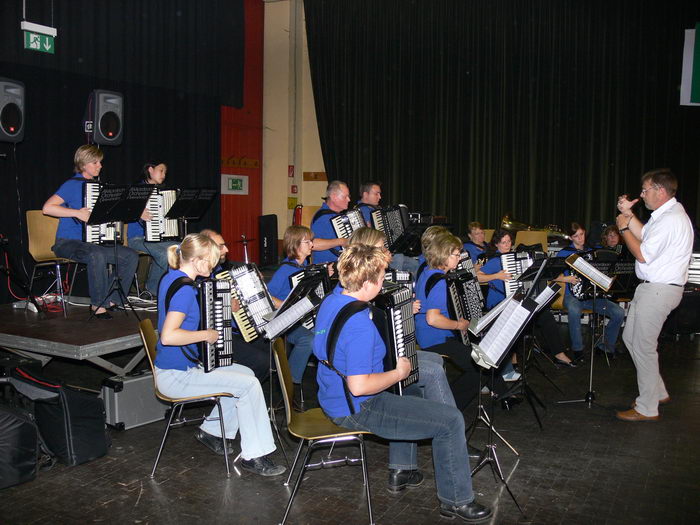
[88,184,153,320]
[165,188,218,236]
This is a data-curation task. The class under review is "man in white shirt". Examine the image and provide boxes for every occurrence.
[615,169,693,422]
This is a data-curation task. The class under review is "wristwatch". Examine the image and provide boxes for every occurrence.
[619,227,630,233]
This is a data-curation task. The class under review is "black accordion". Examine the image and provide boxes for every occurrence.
[215,263,275,343]
[371,282,419,395]
[383,268,414,295]
[144,188,182,242]
[371,204,410,252]
[198,278,234,372]
[500,252,538,297]
[330,209,366,240]
[83,181,123,244]
[288,264,332,330]
[445,268,484,345]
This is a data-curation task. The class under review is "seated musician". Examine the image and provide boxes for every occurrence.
[415,225,449,281]
[415,232,517,410]
[313,244,491,522]
[266,225,316,384]
[155,233,285,476]
[126,161,178,299]
[310,180,351,264]
[42,145,139,319]
[200,229,270,382]
[477,230,576,367]
[463,221,488,268]
[556,223,624,360]
[356,180,382,225]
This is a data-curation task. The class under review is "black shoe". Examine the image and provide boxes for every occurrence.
[440,501,492,522]
[500,396,524,410]
[240,454,286,476]
[388,469,424,493]
[194,428,234,456]
[107,304,125,312]
[93,311,112,320]
[554,357,577,368]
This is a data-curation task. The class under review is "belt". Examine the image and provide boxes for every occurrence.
[640,280,682,287]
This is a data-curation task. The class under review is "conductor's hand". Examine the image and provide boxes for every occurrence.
[617,194,638,216]
[204,329,220,344]
[76,207,92,223]
[395,357,412,381]
[455,318,470,331]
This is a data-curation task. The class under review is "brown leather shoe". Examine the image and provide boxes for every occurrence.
[616,408,659,422]
[630,396,670,409]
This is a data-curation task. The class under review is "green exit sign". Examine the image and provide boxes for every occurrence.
[24,31,55,54]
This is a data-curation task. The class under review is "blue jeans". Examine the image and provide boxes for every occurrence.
[286,325,314,383]
[127,236,177,294]
[333,351,474,507]
[389,253,421,275]
[563,294,624,353]
[53,238,138,308]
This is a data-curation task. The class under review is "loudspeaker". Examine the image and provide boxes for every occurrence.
[259,214,278,268]
[0,78,25,143]
[91,89,123,145]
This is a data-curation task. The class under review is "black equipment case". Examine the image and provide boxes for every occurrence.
[100,370,168,430]
[9,368,109,466]
[0,402,39,489]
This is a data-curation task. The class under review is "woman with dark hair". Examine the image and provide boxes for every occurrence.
[463,221,488,267]
[478,230,576,367]
[127,161,178,298]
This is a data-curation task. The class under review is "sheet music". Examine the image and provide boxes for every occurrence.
[468,293,515,336]
[472,298,533,368]
[533,283,560,312]
[567,254,614,291]
[262,297,316,340]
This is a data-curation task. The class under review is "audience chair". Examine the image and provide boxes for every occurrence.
[25,210,78,317]
[138,319,237,478]
[272,338,374,525]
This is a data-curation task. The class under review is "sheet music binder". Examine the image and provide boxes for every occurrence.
[165,188,217,221]
[262,273,326,340]
[87,185,153,226]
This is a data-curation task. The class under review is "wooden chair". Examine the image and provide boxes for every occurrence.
[514,230,548,253]
[300,205,321,228]
[25,210,78,317]
[483,229,495,243]
[272,338,374,525]
[138,319,237,478]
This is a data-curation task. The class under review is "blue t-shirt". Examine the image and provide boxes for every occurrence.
[311,203,340,264]
[268,258,305,300]
[415,267,452,348]
[480,255,507,309]
[154,269,200,370]
[463,241,486,263]
[54,174,89,241]
[313,293,386,418]
[356,201,374,225]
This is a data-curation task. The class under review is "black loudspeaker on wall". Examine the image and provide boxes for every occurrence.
[259,214,278,268]
[90,89,123,145]
[0,77,25,143]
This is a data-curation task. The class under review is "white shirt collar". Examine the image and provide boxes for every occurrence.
[649,197,677,222]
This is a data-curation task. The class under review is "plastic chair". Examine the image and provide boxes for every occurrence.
[138,318,237,478]
[272,338,374,525]
[25,210,78,317]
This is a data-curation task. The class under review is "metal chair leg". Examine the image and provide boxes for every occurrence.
[214,398,231,478]
[284,439,305,486]
[359,437,374,525]
[151,402,178,478]
[25,266,37,312]
[280,443,313,525]
[55,262,67,317]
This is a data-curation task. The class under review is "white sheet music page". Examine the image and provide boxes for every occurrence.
[478,299,531,365]
[533,283,560,312]
[469,293,515,336]
[567,254,614,290]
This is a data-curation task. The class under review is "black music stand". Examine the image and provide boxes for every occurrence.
[88,185,153,320]
[166,188,218,236]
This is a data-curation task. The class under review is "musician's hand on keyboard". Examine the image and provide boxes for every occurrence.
[455,318,469,332]
[497,270,513,281]
[76,207,91,223]
[231,298,241,312]
[204,329,220,344]
[412,299,421,314]
[140,210,153,221]
[396,357,412,381]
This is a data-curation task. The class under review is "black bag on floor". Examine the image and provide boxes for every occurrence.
[10,368,110,466]
[0,403,38,489]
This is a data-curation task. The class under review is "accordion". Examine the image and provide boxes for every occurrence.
[83,181,123,244]
[445,268,484,345]
[370,204,410,252]
[371,283,419,395]
[215,263,275,343]
[288,264,332,330]
[144,188,182,242]
[330,209,366,240]
[383,268,414,295]
[198,278,234,372]
[500,252,538,297]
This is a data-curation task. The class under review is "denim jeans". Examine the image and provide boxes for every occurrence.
[389,253,421,276]
[127,236,177,294]
[563,294,624,353]
[286,325,314,383]
[155,363,276,460]
[53,238,138,308]
[333,351,474,507]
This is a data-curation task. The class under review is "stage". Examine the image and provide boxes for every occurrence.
[0,303,157,376]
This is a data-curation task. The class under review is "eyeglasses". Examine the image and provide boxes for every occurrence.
[640,185,658,196]
[449,252,461,258]
[300,240,313,244]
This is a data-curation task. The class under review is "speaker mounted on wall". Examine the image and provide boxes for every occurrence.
[0,78,25,143]
[90,89,123,145]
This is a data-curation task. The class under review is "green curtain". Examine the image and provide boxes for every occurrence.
[304,0,700,235]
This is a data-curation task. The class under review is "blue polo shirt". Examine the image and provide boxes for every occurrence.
[480,255,507,309]
[463,241,486,263]
[356,201,375,225]
[54,174,89,241]
[313,293,386,418]
[415,267,452,348]
[268,258,305,300]
[311,203,340,264]
[155,269,200,370]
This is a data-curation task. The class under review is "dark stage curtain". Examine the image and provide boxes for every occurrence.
[304,0,700,236]
[0,0,243,303]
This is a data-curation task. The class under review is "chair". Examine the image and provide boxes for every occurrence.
[138,318,236,478]
[272,338,373,525]
[25,210,78,317]
[514,230,548,253]
[300,205,321,228]
[483,228,495,243]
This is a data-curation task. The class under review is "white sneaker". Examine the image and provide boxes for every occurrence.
[502,370,521,382]
[480,385,491,394]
